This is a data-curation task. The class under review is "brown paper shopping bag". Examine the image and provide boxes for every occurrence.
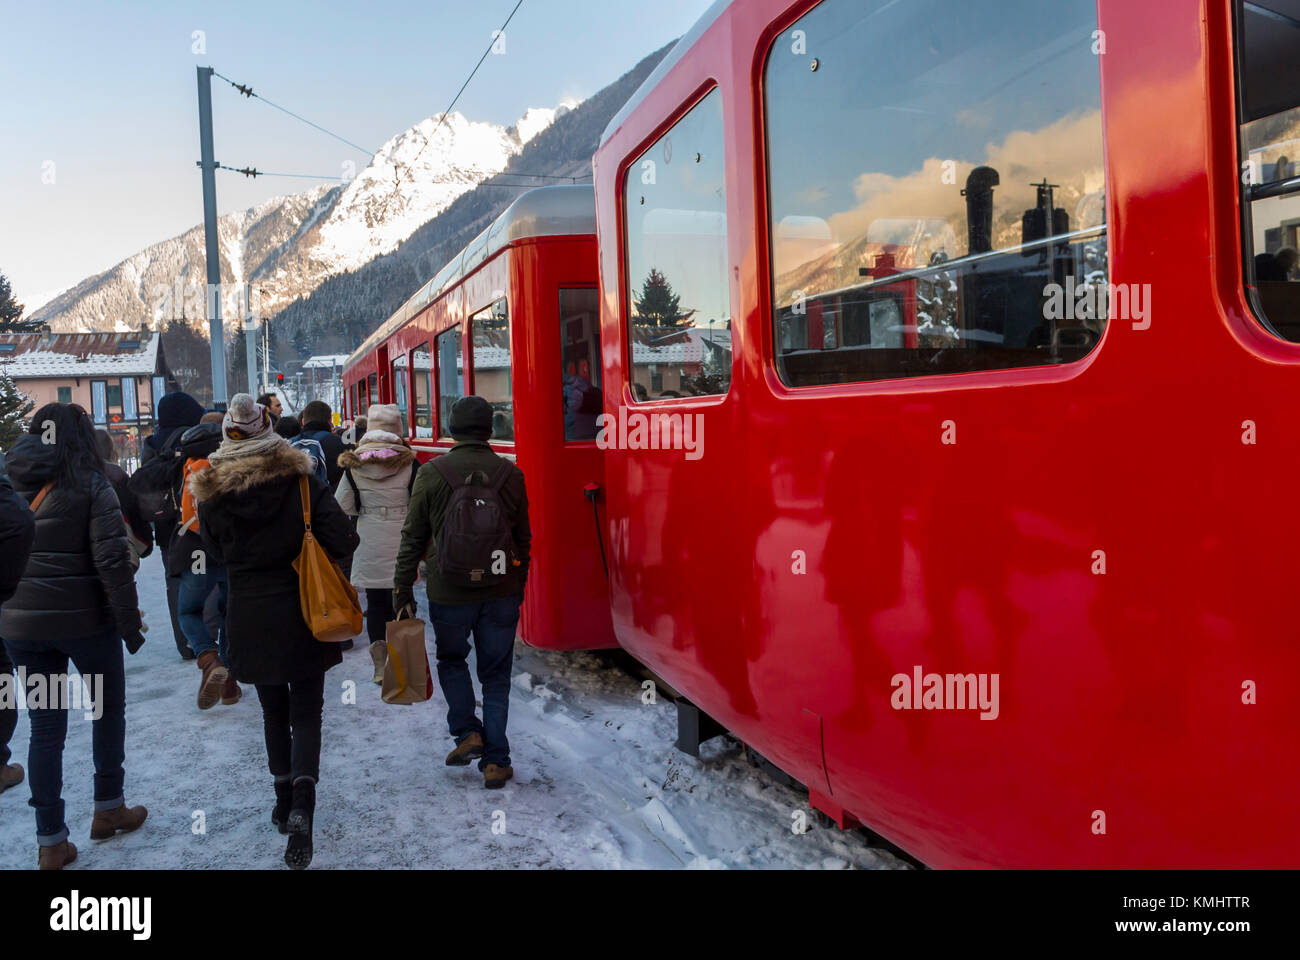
[381,612,433,705]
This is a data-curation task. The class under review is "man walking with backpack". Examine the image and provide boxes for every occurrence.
[393,396,531,789]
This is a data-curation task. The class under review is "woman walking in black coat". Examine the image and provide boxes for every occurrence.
[193,394,358,869]
[0,403,148,870]
[0,464,36,796]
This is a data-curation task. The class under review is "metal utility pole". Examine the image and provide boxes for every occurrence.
[245,318,259,399]
[196,66,228,408]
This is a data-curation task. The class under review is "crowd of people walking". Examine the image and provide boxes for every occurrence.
[0,390,531,870]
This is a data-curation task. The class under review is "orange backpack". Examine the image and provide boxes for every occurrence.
[292,475,363,643]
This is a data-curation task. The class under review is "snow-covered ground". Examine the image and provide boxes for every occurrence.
[0,552,907,870]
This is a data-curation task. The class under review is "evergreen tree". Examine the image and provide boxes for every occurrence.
[633,268,690,328]
[0,369,34,450]
[0,270,47,333]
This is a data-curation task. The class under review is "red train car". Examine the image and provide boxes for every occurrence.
[591,0,1300,867]
[342,186,615,651]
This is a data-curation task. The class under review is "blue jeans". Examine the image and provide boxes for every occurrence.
[179,566,228,664]
[3,632,126,846]
[429,594,522,769]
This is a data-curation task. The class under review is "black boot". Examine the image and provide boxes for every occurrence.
[271,778,292,834]
[284,778,315,870]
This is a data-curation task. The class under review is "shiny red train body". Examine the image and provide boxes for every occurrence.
[345,0,1300,867]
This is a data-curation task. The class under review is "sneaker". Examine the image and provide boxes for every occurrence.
[90,803,148,840]
[196,651,228,711]
[483,764,513,790]
[38,840,77,870]
[445,732,484,767]
[368,642,386,685]
[0,763,23,794]
[221,674,242,706]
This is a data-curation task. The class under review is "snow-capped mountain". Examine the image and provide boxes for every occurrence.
[31,104,572,333]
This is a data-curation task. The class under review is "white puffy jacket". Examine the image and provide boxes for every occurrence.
[334,431,416,590]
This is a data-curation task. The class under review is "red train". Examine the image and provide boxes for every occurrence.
[345,0,1300,868]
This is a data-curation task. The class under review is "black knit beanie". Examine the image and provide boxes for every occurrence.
[449,396,493,441]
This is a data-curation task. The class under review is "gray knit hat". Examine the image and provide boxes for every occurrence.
[222,393,273,443]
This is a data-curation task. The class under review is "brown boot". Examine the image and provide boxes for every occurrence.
[90,803,148,840]
[221,674,242,706]
[0,763,23,794]
[483,763,513,789]
[368,642,387,685]
[445,732,484,767]
[38,840,77,870]
[196,651,228,711]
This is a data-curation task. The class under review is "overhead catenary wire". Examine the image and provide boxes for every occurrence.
[212,70,375,160]
[381,0,527,214]
[217,164,348,181]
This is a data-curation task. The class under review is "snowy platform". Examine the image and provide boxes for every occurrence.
[0,552,906,870]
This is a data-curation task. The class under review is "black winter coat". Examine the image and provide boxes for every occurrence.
[299,421,350,493]
[0,435,142,648]
[194,441,359,685]
[0,470,36,608]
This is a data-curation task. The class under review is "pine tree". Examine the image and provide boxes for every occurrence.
[0,369,34,451]
[0,270,48,333]
[633,268,689,328]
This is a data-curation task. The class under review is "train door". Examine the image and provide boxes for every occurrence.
[754,0,1113,861]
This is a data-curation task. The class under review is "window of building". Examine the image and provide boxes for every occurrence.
[123,378,137,419]
[1237,0,1300,340]
[624,86,731,401]
[413,343,434,438]
[436,327,463,439]
[391,354,410,437]
[766,0,1108,387]
[90,381,107,424]
[106,382,123,415]
[560,288,602,440]
[471,299,512,441]
[57,386,72,404]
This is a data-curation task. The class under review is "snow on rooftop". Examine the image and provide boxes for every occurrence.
[0,331,160,379]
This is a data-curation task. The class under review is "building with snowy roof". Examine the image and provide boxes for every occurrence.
[0,329,177,435]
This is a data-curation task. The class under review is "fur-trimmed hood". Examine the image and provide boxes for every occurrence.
[190,442,315,503]
[337,442,415,475]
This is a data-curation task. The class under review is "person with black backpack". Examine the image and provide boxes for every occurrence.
[135,391,204,660]
[0,457,36,797]
[393,396,531,790]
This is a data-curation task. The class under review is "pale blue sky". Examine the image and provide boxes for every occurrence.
[0,0,709,309]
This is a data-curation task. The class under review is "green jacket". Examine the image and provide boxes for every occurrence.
[394,441,531,605]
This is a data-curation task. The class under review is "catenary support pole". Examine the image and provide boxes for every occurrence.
[197,66,228,408]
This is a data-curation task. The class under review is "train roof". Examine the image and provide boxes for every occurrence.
[599,0,730,149]
[345,185,595,371]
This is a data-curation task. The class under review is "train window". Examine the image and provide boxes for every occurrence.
[765,0,1108,387]
[436,327,463,439]
[413,342,434,439]
[367,373,378,412]
[1237,0,1300,341]
[471,299,513,441]
[349,382,357,418]
[357,379,368,415]
[560,287,602,441]
[391,354,410,438]
[623,87,732,401]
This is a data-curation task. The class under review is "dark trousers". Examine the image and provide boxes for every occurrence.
[166,573,191,658]
[4,632,126,845]
[0,640,16,768]
[429,594,522,769]
[365,589,393,647]
[255,674,325,784]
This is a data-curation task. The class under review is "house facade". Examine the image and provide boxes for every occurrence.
[0,329,178,447]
